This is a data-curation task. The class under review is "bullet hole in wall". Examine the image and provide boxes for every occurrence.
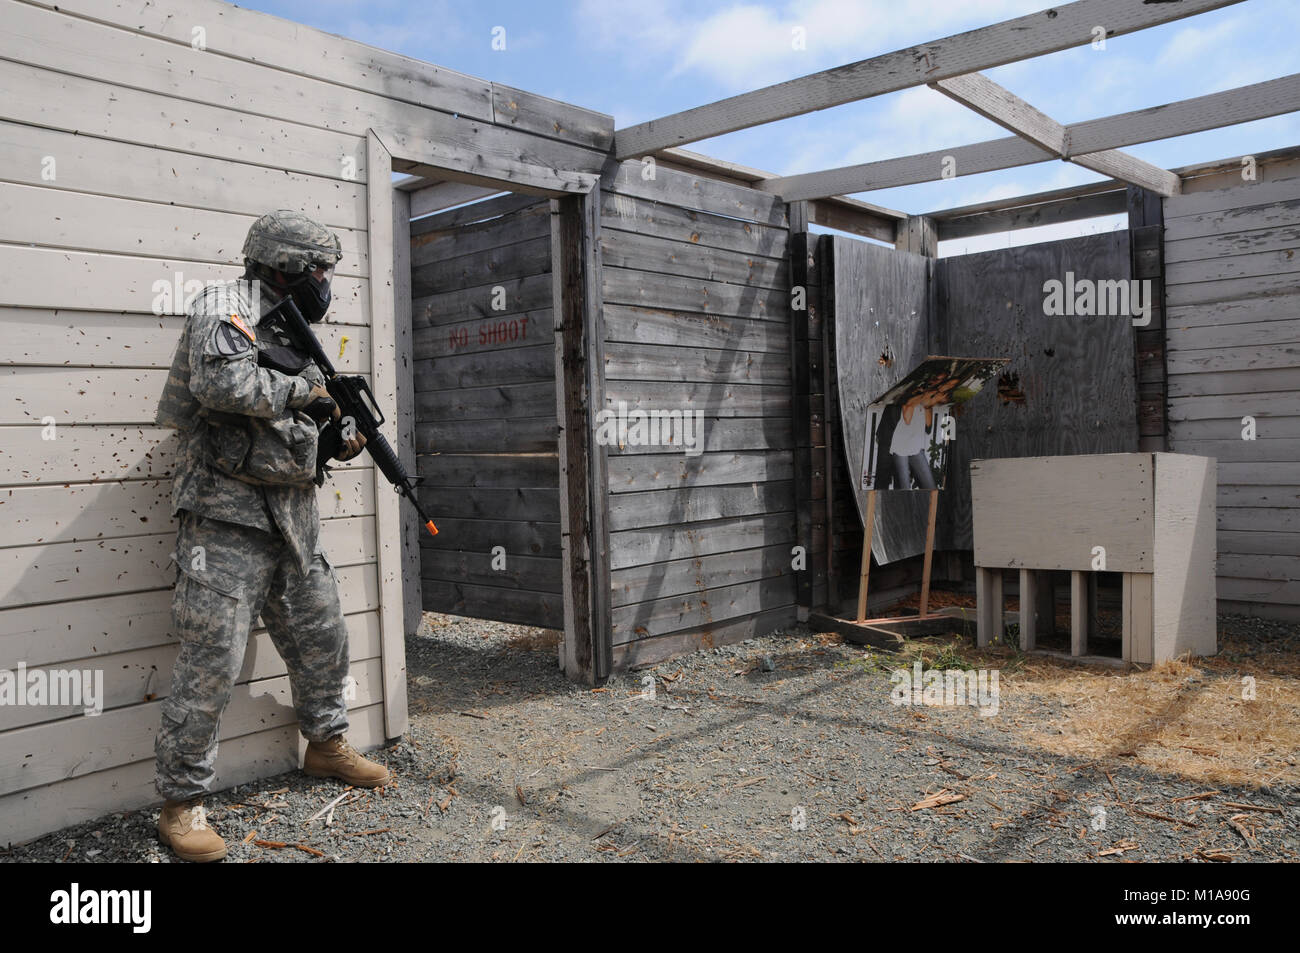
[998,372,1026,406]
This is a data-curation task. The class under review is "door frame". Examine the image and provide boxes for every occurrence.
[366,129,609,737]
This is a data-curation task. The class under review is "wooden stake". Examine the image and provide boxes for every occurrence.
[856,490,877,623]
[919,489,939,616]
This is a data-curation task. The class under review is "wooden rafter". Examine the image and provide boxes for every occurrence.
[612,0,1243,159]
[932,72,1180,195]
[934,72,1068,155]
[758,73,1300,201]
[652,146,905,242]
[924,143,1300,238]
[929,180,1129,240]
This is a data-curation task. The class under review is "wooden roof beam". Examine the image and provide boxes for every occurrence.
[649,146,905,240]
[925,144,1300,236]
[933,72,1067,154]
[612,0,1243,159]
[928,178,1124,221]
[757,72,1300,201]
[931,181,1129,240]
[932,72,1180,196]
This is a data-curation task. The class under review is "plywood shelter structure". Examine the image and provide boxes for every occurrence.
[1,0,1298,844]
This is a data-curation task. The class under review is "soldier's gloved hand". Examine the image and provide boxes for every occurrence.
[302,384,337,423]
[337,431,367,461]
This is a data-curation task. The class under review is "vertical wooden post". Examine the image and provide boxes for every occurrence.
[583,187,612,682]
[552,189,610,684]
[1121,572,1133,661]
[1128,186,1168,453]
[976,567,1003,648]
[1124,572,1155,665]
[787,202,817,614]
[1019,568,1037,651]
[1036,569,1055,641]
[1087,571,1100,642]
[976,568,990,646]
[991,571,1004,645]
[895,215,938,257]
[366,130,408,741]
[820,241,837,610]
[1071,570,1088,657]
[919,489,939,615]
[391,183,421,646]
[855,490,877,622]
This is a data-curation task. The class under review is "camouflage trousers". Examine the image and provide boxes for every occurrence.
[155,510,350,801]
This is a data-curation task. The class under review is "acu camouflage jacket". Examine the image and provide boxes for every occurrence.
[155,280,326,575]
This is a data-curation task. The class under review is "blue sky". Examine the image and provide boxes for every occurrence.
[242,0,1298,249]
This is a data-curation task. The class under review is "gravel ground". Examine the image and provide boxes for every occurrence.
[5,612,1297,863]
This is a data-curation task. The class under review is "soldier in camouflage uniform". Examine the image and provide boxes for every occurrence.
[153,211,390,862]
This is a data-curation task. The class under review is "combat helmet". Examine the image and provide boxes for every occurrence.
[242,210,342,275]
[243,210,343,323]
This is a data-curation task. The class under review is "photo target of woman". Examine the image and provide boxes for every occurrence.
[861,357,1006,492]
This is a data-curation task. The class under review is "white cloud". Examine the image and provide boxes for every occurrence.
[575,0,685,58]
[743,84,1011,189]
[1154,17,1245,71]
[577,0,1045,92]
[669,5,799,88]
[871,86,1008,153]
[571,0,1298,216]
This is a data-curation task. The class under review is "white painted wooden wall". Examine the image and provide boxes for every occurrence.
[0,0,610,845]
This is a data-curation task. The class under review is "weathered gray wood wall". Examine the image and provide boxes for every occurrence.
[830,237,935,567]
[788,224,830,610]
[1164,163,1300,620]
[598,160,797,667]
[935,232,1140,550]
[830,231,1138,600]
[0,0,608,845]
[411,194,564,628]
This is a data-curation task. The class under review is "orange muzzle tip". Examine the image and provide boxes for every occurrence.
[425,521,438,537]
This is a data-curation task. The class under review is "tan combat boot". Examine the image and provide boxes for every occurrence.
[157,798,228,863]
[303,734,391,787]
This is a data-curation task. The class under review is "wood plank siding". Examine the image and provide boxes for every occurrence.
[410,195,564,629]
[598,160,798,668]
[0,0,609,845]
[1164,161,1300,620]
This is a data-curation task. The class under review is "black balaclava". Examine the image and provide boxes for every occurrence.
[288,265,334,323]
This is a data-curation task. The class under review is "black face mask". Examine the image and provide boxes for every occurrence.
[289,268,333,323]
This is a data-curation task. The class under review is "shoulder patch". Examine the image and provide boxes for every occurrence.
[213,320,253,358]
[227,312,256,343]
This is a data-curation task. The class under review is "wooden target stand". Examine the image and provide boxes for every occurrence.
[811,488,961,648]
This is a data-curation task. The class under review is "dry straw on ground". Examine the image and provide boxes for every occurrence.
[876,587,1298,789]
[878,600,1299,790]
[1010,652,1299,790]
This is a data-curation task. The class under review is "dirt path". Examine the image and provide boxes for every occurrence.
[5,613,1297,862]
